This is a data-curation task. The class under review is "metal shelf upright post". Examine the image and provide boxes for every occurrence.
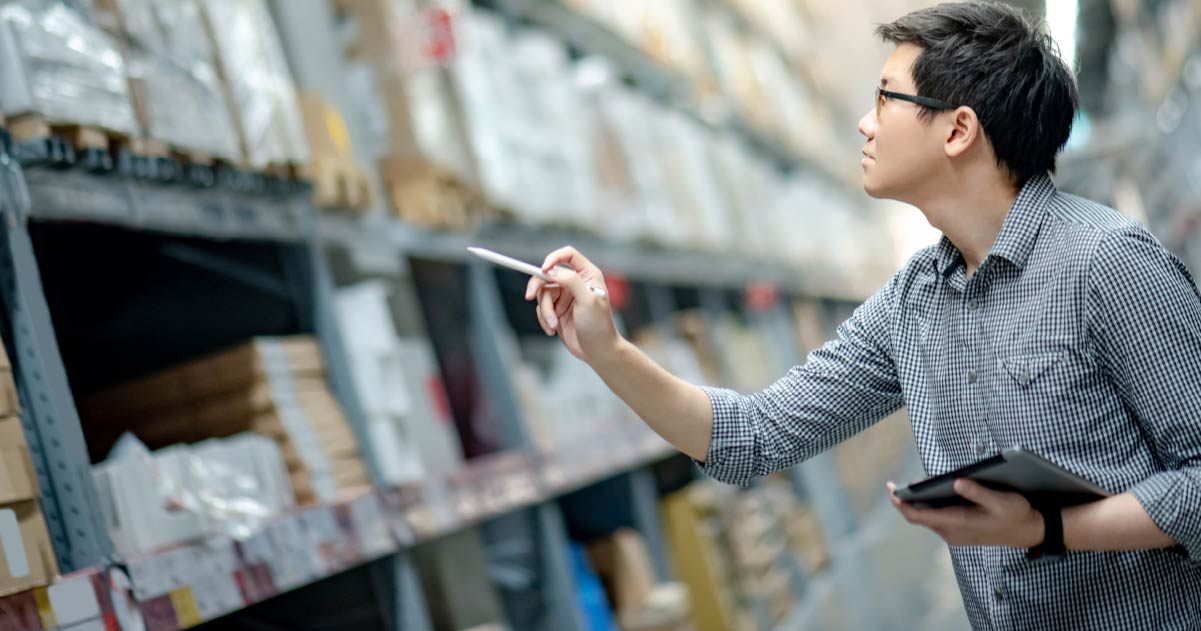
[466,258,585,631]
[0,154,114,573]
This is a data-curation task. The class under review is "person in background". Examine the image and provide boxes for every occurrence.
[525,2,1201,628]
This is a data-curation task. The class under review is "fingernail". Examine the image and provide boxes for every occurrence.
[547,315,557,328]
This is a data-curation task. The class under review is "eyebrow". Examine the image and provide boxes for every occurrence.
[880,77,890,88]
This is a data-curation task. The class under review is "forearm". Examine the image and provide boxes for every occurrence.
[591,337,714,461]
[1063,492,1177,551]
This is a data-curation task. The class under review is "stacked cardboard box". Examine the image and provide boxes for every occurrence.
[0,345,60,598]
[299,92,372,211]
[721,481,808,628]
[338,0,483,228]
[586,528,694,631]
[660,486,751,631]
[81,336,370,505]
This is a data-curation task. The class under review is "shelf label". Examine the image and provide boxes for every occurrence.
[168,587,202,628]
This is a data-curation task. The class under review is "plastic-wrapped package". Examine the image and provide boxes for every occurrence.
[97,0,240,159]
[573,60,644,238]
[183,434,295,539]
[594,89,674,244]
[0,0,137,134]
[452,12,522,211]
[125,52,240,159]
[198,0,308,167]
[93,432,295,555]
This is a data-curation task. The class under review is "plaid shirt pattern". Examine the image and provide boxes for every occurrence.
[699,174,1201,629]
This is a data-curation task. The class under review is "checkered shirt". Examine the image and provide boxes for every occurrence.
[699,174,1201,629]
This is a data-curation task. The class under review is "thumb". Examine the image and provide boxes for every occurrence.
[547,267,590,301]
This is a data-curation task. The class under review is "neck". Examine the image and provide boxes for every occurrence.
[915,168,1020,273]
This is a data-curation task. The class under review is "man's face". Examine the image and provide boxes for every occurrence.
[858,43,947,202]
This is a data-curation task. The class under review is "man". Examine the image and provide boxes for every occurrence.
[525,2,1201,629]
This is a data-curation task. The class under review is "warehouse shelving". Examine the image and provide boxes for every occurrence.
[319,214,879,302]
[0,2,919,630]
[490,0,848,184]
[0,142,898,629]
[19,169,313,243]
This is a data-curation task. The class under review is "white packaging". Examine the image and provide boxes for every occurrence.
[0,2,137,133]
[198,0,309,166]
[92,453,206,556]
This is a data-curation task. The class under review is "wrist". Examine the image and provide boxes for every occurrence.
[1023,506,1046,548]
[589,335,631,372]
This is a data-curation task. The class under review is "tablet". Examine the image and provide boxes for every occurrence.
[894,447,1110,508]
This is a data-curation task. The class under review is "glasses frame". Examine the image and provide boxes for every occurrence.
[876,87,958,119]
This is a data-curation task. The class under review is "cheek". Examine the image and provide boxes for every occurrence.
[880,125,938,168]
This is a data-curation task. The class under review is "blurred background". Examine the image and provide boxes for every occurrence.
[0,0,1193,630]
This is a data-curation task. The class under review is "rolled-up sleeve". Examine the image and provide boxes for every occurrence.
[1088,230,1201,559]
[695,279,905,486]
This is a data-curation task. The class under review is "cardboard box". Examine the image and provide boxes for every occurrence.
[617,583,695,631]
[299,93,372,210]
[0,372,18,419]
[83,336,368,507]
[661,490,743,631]
[0,419,37,506]
[0,500,57,598]
[81,336,324,426]
[586,528,657,614]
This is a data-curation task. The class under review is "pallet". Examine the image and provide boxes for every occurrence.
[380,158,484,231]
[7,113,128,172]
[309,157,372,212]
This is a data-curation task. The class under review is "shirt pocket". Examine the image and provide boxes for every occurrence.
[990,350,1077,450]
[999,351,1065,388]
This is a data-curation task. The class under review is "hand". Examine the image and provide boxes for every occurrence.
[887,479,1045,548]
[525,246,621,364]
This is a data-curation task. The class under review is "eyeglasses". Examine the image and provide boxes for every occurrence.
[876,86,957,119]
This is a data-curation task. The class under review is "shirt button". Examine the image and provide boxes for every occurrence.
[967,370,978,384]
[994,586,1006,601]
[1018,370,1031,385]
[976,441,987,456]
[967,299,979,311]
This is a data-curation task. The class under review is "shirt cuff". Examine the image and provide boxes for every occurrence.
[693,386,756,486]
[1130,471,1201,560]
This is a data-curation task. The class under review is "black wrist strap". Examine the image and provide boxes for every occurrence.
[1027,503,1065,560]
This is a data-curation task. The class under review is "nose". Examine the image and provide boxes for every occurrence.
[858,107,876,140]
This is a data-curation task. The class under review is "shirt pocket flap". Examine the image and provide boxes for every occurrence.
[1001,352,1064,386]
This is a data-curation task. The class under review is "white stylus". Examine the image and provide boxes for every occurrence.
[467,246,609,298]
[467,246,555,282]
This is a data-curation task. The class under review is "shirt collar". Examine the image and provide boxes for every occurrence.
[932,173,1056,277]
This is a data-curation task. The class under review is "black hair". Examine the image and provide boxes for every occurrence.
[876,2,1078,185]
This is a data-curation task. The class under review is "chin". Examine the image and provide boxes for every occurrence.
[862,177,886,199]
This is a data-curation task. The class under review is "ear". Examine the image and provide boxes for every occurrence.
[943,106,980,159]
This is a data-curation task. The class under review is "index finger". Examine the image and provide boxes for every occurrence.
[541,246,597,275]
[526,275,546,301]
